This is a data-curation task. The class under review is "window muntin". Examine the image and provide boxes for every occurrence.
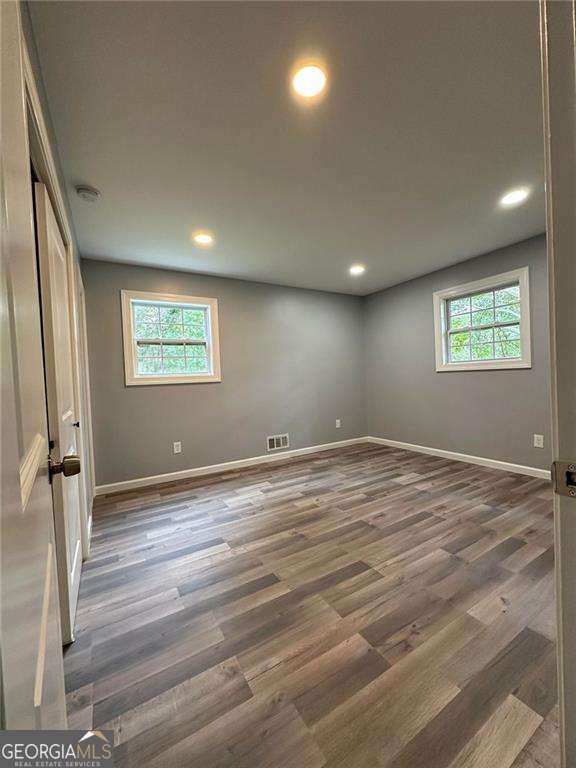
[447,283,521,364]
[121,290,221,385]
[433,267,531,371]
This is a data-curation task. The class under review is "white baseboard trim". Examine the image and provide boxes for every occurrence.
[364,436,551,480]
[94,434,551,497]
[94,437,366,496]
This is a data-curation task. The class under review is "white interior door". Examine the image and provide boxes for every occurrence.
[35,182,83,644]
[539,1,576,766]
[1,0,66,727]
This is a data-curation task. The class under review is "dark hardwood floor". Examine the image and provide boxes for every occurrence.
[65,443,558,767]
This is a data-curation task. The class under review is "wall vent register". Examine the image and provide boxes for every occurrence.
[267,434,290,451]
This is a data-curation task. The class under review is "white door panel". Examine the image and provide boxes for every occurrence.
[0,0,66,727]
[35,183,83,644]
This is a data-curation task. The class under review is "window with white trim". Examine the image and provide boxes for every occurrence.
[433,267,531,371]
[121,290,221,385]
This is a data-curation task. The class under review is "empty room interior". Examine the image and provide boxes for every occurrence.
[4,0,570,766]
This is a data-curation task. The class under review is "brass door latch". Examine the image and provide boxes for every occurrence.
[552,461,576,498]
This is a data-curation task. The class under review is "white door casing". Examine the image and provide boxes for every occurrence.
[35,183,83,645]
[539,1,576,766]
[72,262,94,555]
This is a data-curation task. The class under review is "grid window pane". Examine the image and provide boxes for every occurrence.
[134,322,160,339]
[471,308,494,327]
[183,323,206,340]
[494,303,520,323]
[160,323,185,339]
[159,306,182,325]
[134,305,159,323]
[185,348,209,372]
[494,285,520,306]
[494,324,520,342]
[450,344,471,362]
[162,343,185,357]
[470,328,494,345]
[186,344,207,358]
[472,344,494,360]
[450,313,470,331]
[163,356,186,373]
[495,340,521,358]
[449,297,470,315]
[445,281,522,364]
[471,291,494,311]
[183,308,205,325]
[451,331,470,347]
[133,304,207,342]
[135,342,208,374]
[450,331,471,362]
[132,299,211,377]
[137,343,161,358]
[137,358,162,374]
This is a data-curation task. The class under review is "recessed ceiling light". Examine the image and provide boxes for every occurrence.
[292,65,327,99]
[349,264,366,276]
[192,231,215,247]
[499,187,530,208]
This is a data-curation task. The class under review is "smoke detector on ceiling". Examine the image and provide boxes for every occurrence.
[75,185,101,203]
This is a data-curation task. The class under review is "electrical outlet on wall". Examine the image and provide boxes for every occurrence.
[533,434,544,449]
[335,419,342,429]
[173,441,182,454]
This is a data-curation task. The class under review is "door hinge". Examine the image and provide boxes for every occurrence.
[551,461,576,497]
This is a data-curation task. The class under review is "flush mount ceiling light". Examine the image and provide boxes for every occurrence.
[349,264,366,276]
[292,64,327,99]
[192,231,215,248]
[499,187,530,208]
[75,185,100,203]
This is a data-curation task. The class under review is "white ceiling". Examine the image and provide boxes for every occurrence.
[29,1,545,295]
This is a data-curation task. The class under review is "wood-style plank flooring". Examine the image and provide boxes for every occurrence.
[65,444,559,767]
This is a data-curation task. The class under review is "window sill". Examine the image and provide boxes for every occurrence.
[125,373,222,386]
[436,359,531,372]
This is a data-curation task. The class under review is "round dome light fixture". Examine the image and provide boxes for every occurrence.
[75,185,101,203]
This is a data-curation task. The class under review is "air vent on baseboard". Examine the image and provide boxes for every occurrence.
[267,433,290,452]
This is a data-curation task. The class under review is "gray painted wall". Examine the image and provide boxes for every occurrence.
[364,235,551,469]
[83,235,550,486]
[82,260,366,485]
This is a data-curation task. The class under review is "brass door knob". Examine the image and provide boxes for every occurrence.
[49,454,81,480]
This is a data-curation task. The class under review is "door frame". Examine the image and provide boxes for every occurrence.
[539,1,576,766]
[22,40,95,559]
[35,182,84,645]
[73,261,95,551]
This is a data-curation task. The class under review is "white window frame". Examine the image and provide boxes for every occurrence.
[433,267,531,372]
[121,289,221,386]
